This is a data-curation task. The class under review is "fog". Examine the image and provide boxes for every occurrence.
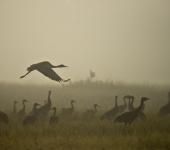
[0,0,170,84]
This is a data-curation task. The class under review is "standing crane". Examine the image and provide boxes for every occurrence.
[84,104,100,117]
[117,96,127,114]
[49,107,59,125]
[114,97,150,125]
[17,99,28,118]
[128,96,146,120]
[36,91,52,117]
[61,100,75,116]
[23,103,40,125]
[20,61,70,82]
[101,96,119,120]
[0,110,9,124]
[159,92,170,116]
[30,103,41,116]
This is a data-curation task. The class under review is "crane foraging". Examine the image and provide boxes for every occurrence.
[20,61,70,82]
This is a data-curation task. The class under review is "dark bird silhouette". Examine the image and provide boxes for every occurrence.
[17,99,28,118]
[30,103,41,116]
[127,96,146,120]
[49,107,59,125]
[101,96,119,120]
[20,61,70,82]
[84,104,100,117]
[36,91,52,117]
[13,100,18,114]
[0,110,9,124]
[89,70,96,79]
[87,104,99,113]
[62,100,75,116]
[114,97,149,125]
[159,92,170,116]
[23,103,40,125]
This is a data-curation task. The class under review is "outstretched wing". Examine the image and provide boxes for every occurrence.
[37,67,63,82]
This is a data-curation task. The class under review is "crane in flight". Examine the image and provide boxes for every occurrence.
[20,61,70,82]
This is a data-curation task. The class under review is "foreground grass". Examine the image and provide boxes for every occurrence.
[0,116,170,150]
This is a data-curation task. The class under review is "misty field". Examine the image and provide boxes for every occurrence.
[0,80,170,150]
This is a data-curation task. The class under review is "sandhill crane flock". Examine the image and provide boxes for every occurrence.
[0,90,169,126]
[0,61,168,127]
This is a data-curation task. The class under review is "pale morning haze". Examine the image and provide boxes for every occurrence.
[0,0,170,84]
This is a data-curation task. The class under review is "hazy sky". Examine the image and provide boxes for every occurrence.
[0,0,170,84]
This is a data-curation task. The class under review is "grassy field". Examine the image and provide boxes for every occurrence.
[0,116,170,150]
[0,80,170,150]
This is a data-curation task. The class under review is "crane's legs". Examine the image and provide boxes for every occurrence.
[63,79,71,82]
[20,71,31,78]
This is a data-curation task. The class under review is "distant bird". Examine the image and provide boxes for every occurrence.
[17,99,28,118]
[89,70,96,79]
[23,103,40,125]
[13,100,18,114]
[30,103,41,116]
[84,104,100,117]
[101,96,119,120]
[159,92,170,116]
[0,110,9,124]
[49,107,59,125]
[127,96,146,120]
[114,97,149,125]
[62,100,75,116]
[20,61,71,82]
[36,91,52,117]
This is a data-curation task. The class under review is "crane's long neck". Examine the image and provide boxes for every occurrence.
[52,65,64,68]
[136,99,145,112]
[94,106,97,112]
[131,98,134,108]
[53,109,56,116]
[71,102,74,110]
[168,92,170,103]
[124,98,127,107]
[13,103,17,113]
[115,97,118,107]
[22,101,26,112]
[128,98,131,110]
[32,105,37,114]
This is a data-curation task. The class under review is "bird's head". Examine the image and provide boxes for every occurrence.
[124,95,132,99]
[34,103,40,107]
[54,64,68,68]
[14,100,18,104]
[51,107,57,111]
[23,99,28,103]
[94,104,99,108]
[71,100,75,104]
[27,66,34,72]
[141,97,150,102]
